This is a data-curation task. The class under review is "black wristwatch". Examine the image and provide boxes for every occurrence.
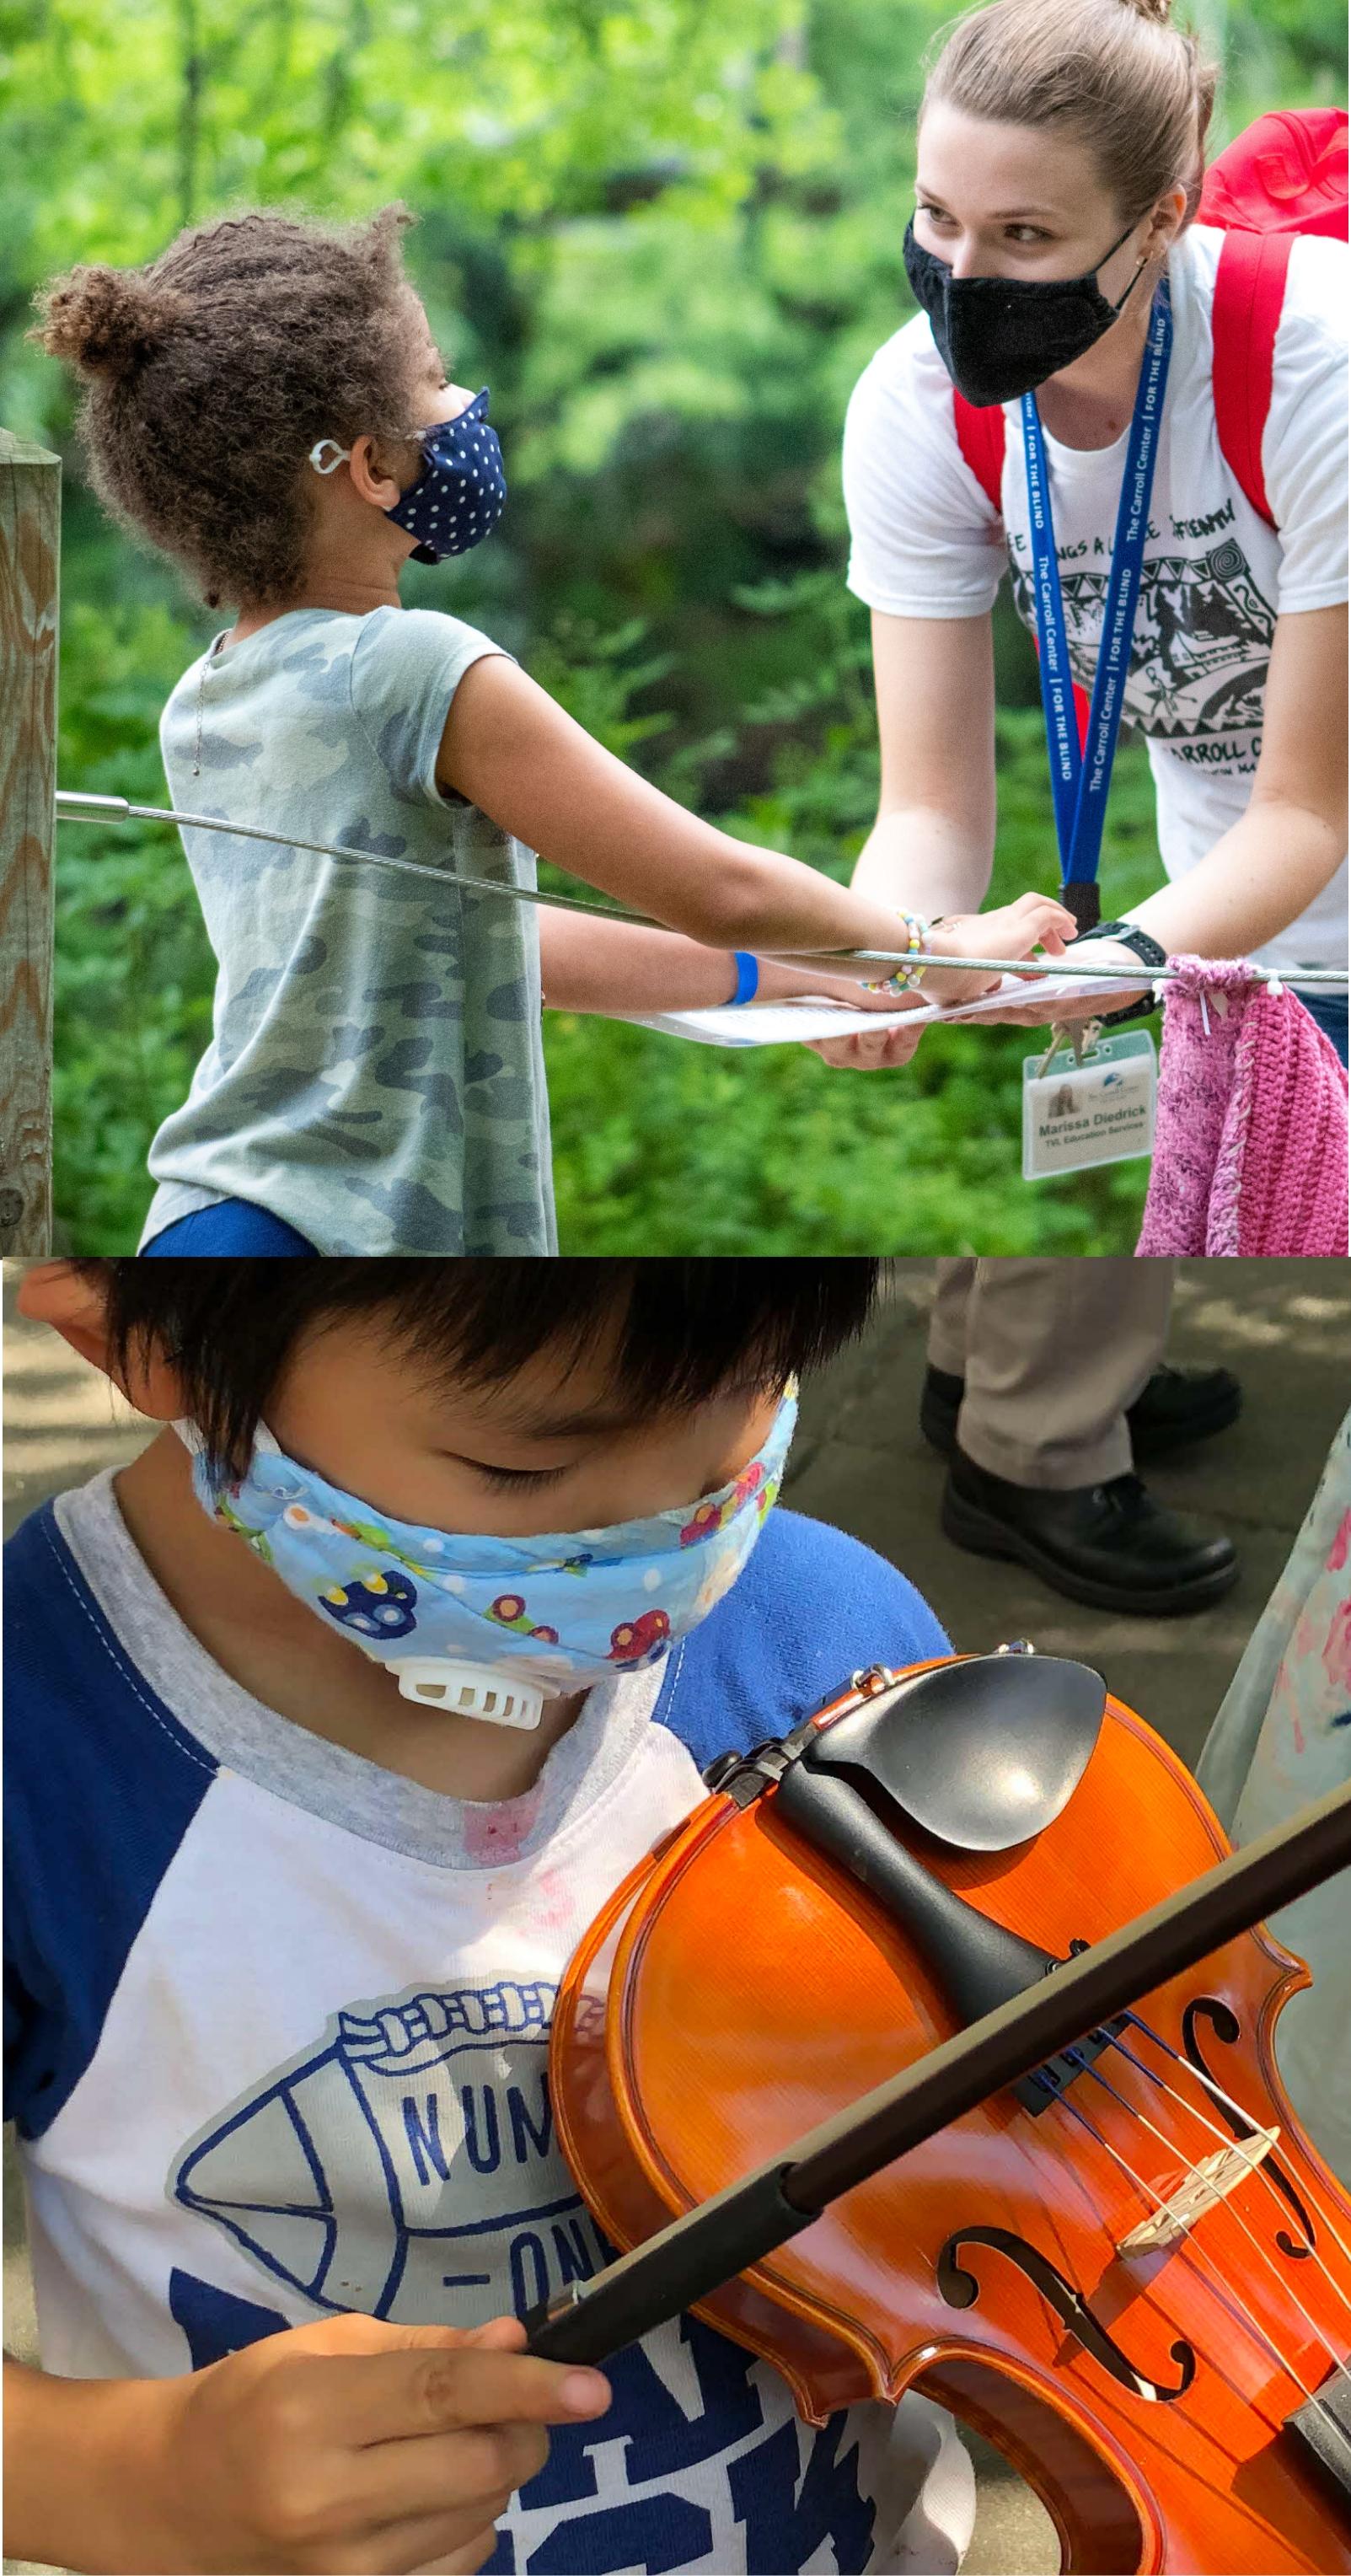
[1075,920,1167,1027]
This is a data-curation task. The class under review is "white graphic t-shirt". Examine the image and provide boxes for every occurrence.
[5,1473,976,2576]
[842,225,1348,976]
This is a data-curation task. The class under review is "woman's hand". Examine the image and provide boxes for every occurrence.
[915,892,1077,1001]
[805,889,1078,1069]
[806,1006,929,1071]
[769,964,937,1072]
[968,936,1152,1028]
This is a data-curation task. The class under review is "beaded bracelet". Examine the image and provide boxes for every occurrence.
[864,910,930,995]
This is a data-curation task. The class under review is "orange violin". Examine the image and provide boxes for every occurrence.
[534,1650,1351,2574]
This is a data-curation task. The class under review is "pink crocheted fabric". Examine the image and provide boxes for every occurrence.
[1136,958,1348,1258]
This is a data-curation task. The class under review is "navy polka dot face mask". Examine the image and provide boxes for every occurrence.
[308,387,507,563]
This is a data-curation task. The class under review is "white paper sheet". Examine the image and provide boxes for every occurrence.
[611,970,1145,1049]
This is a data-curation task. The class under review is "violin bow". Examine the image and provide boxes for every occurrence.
[523,1778,1351,2364]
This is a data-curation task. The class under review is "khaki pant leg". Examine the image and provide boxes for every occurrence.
[927,1260,977,1376]
[930,1258,1178,1489]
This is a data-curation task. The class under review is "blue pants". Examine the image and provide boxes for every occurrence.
[1293,989,1349,1069]
[142,1201,318,1257]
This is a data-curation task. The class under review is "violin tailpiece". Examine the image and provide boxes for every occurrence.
[1284,2368,1351,2509]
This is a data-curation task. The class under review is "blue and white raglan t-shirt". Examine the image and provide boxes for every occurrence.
[4,1473,976,2576]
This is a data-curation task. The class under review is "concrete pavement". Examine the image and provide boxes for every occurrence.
[788,1258,1351,1773]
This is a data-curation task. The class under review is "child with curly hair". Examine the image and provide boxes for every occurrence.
[35,205,1073,1254]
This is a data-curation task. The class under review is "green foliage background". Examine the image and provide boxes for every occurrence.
[3,0,1343,1250]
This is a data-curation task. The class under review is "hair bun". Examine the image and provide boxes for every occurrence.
[1117,0,1175,19]
[33,263,185,384]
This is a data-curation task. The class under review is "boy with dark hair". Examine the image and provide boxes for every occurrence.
[4,1258,975,2575]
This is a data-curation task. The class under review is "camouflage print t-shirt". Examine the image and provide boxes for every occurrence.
[142,605,555,1254]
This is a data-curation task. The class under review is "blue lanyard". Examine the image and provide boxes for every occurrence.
[1022,282,1172,891]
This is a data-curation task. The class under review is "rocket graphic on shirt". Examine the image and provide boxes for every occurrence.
[171,1977,610,2325]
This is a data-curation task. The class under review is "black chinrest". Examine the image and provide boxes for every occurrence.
[806,1651,1107,1852]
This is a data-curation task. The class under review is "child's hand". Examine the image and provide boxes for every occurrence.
[134,2309,609,2573]
[800,892,1075,1067]
[733,959,929,1070]
[917,893,1077,1003]
[757,959,933,1021]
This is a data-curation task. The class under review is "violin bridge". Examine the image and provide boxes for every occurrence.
[1117,2128,1280,2256]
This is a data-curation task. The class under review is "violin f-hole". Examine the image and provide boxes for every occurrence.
[1182,1999,1316,2262]
[936,2225,1197,2402]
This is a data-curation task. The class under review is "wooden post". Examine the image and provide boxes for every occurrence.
[0,427,61,1257]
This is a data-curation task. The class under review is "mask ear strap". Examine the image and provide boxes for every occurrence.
[175,1416,281,1460]
[309,438,351,475]
[1101,207,1161,315]
[1109,250,1152,316]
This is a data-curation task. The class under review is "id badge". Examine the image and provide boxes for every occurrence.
[1022,1030,1157,1182]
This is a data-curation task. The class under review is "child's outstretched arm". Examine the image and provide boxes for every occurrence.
[437,657,1074,1003]
[3,2315,608,2574]
[536,911,949,1019]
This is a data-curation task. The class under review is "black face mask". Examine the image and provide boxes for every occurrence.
[903,218,1148,407]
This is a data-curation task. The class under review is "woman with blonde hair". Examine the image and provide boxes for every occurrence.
[829,0,1347,1068]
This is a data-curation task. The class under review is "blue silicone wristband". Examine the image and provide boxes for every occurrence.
[730,951,759,1006]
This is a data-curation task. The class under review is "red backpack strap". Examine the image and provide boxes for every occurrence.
[1210,228,1294,528]
[952,389,1006,513]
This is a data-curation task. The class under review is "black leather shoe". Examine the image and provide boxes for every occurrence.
[919,1367,973,1455]
[1125,1362,1242,1459]
[941,1448,1240,1615]
[920,1360,1242,1463]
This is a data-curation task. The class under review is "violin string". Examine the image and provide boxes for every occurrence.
[1118,2009,1351,2279]
[1080,2045,1351,2402]
[1051,2069,1351,2477]
[1063,2046,1351,2411]
[1044,2080,1341,2435]
[1054,2071,1348,2472]
[1100,2023,1351,2333]
[1070,2041,1351,2404]
[1058,2061,1351,2479]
